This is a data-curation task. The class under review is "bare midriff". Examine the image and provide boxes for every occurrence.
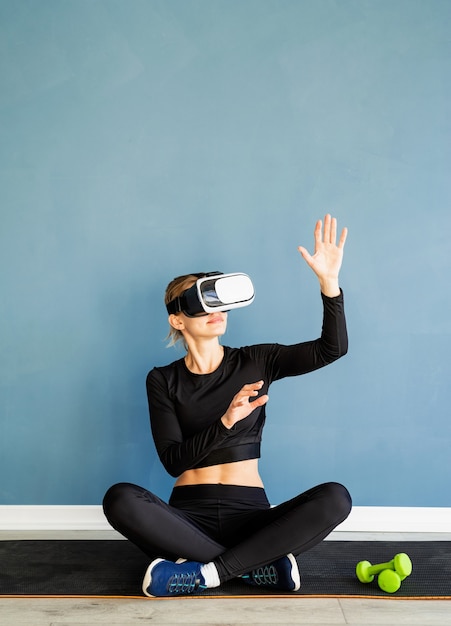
[174,458,264,488]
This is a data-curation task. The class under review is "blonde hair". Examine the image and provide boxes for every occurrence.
[164,274,199,349]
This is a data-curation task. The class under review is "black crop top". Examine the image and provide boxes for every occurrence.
[146,291,347,477]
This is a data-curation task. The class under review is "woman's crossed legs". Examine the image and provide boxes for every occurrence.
[103,481,351,594]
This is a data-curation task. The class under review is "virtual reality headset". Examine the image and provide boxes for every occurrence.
[166,272,255,317]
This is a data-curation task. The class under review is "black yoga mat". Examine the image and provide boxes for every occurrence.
[1,540,450,598]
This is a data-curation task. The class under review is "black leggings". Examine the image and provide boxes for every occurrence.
[103,481,351,582]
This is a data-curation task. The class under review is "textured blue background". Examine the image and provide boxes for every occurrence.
[1,0,450,506]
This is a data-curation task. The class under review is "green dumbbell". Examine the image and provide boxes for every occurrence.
[356,553,412,585]
[377,568,406,593]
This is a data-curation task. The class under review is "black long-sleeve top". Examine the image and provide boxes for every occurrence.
[146,291,347,477]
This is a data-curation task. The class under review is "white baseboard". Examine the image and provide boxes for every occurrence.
[0,506,108,531]
[336,506,451,533]
[0,505,450,533]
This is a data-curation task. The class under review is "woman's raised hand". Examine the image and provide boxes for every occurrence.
[221,381,269,430]
[297,214,347,297]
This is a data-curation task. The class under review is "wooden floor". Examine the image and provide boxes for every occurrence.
[1,531,450,626]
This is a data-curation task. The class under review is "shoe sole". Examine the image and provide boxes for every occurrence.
[142,558,164,597]
[287,553,301,591]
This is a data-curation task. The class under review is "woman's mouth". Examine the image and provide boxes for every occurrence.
[207,316,224,324]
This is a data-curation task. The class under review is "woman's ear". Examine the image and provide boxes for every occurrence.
[168,313,185,331]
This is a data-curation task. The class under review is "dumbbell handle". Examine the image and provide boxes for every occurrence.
[367,560,392,576]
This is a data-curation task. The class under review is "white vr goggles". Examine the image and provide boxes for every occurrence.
[166,272,255,317]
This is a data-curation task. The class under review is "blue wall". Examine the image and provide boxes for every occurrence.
[1,0,450,507]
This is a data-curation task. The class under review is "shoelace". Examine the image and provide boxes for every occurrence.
[250,564,279,586]
[167,570,205,594]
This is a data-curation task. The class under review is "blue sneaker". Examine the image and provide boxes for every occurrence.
[242,554,301,591]
[142,558,208,597]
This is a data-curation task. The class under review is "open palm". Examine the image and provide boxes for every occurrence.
[298,214,347,283]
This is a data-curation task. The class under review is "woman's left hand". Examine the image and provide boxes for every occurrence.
[297,214,347,297]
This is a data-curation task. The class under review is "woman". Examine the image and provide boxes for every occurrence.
[103,214,352,597]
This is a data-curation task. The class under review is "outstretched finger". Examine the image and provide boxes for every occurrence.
[323,214,332,243]
[298,246,314,269]
[314,219,322,249]
[251,394,269,408]
[330,216,337,244]
[238,381,264,398]
[338,226,348,249]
